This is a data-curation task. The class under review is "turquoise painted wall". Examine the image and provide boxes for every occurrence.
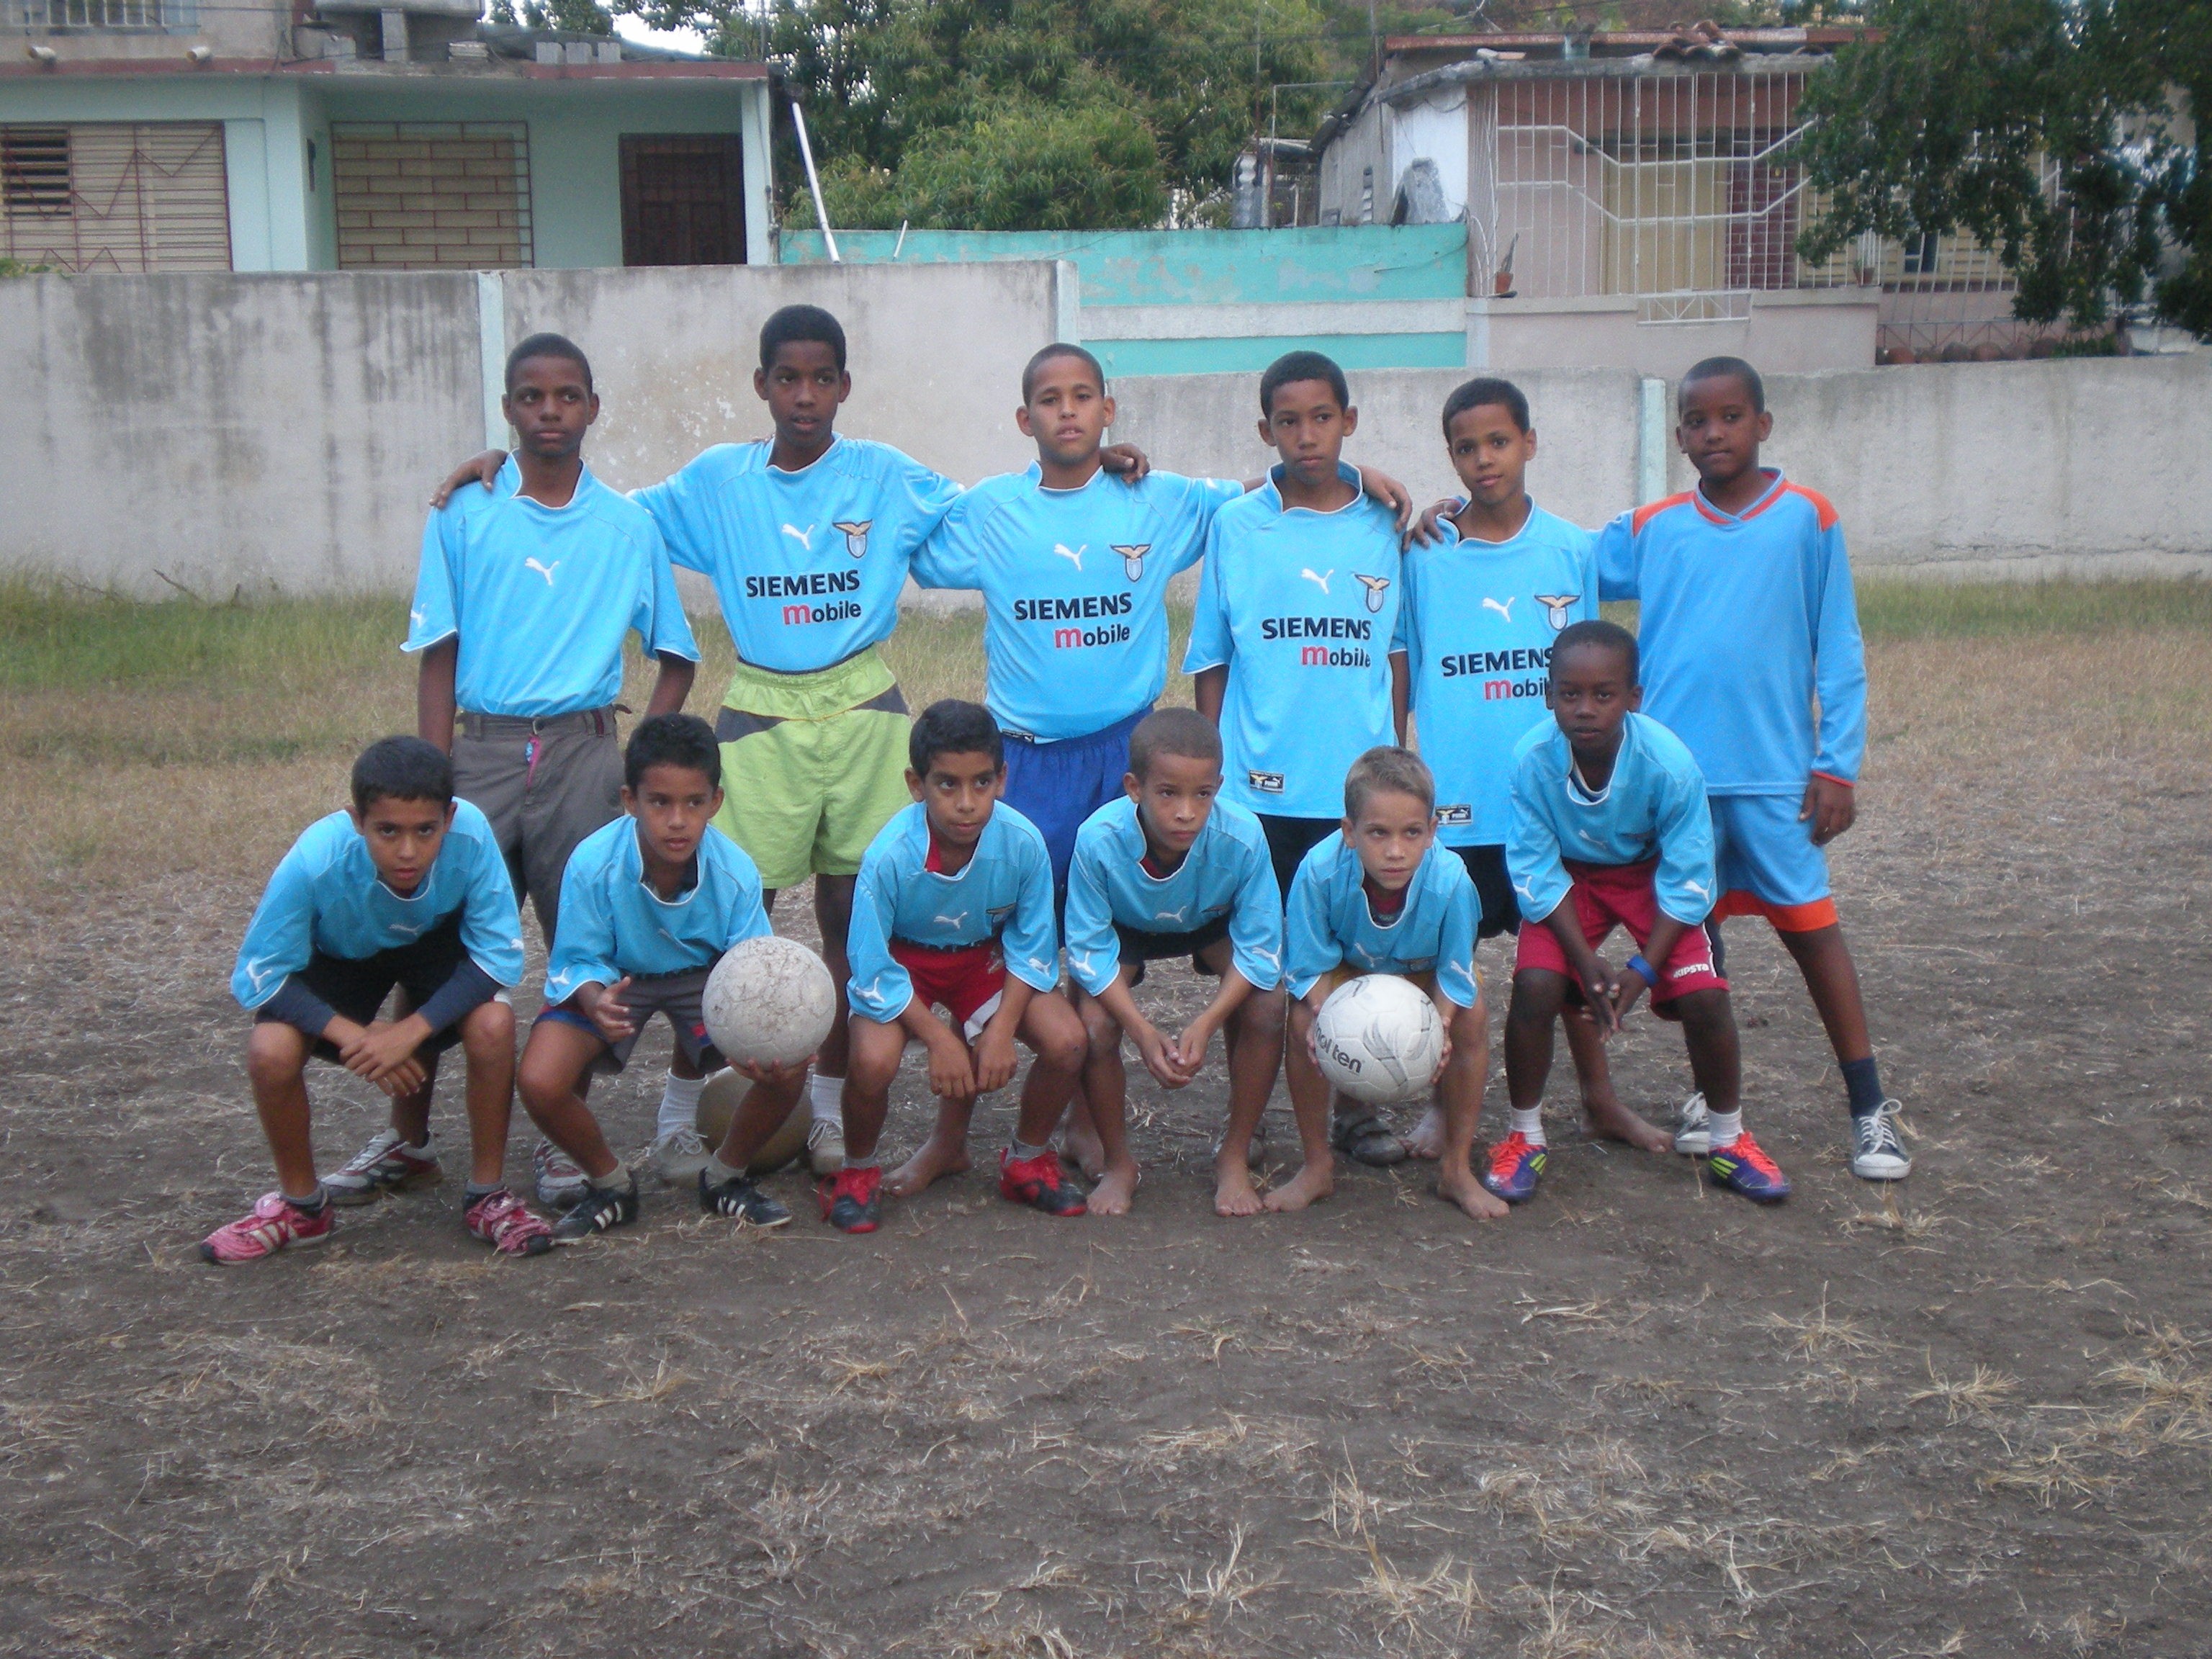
[1090,332,1469,378]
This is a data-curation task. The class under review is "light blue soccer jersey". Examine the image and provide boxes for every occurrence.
[542,819,773,1004]
[1061,796,1285,996]
[631,435,963,673]
[913,466,1243,741]
[232,802,525,1010]
[1594,471,1866,796]
[1182,464,1403,818]
[405,459,698,719]
[1284,833,1480,1008]
[845,802,1060,1025]
[1393,503,1598,845]
[1506,711,1718,927]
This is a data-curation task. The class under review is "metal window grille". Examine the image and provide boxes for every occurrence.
[10,0,195,30]
[0,122,230,271]
[331,122,533,271]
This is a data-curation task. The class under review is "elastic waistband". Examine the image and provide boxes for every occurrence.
[723,644,899,723]
[460,707,616,739]
[889,935,998,958]
[1563,855,1658,880]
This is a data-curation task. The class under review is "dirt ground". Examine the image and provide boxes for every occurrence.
[1,611,2208,1657]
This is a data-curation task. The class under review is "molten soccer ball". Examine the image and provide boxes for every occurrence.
[703,935,837,1068]
[1313,973,1444,1105]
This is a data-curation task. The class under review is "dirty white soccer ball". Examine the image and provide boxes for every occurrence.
[1313,974,1444,1105]
[703,935,837,1068]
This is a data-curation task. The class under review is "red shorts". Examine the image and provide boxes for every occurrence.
[889,938,1007,1040]
[1513,859,1729,1005]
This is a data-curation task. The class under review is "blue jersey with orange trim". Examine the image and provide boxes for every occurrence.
[1284,832,1481,1008]
[1593,471,1866,796]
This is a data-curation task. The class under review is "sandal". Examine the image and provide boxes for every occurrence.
[1331,1111,1407,1167]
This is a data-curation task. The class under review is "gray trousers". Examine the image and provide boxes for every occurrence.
[451,708,622,942]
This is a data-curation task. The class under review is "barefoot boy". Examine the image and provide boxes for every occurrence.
[210,737,548,1264]
[1281,747,1503,1220]
[1496,621,1788,1205]
[518,714,805,1241]
[827,701,1089,1233]
[1391,376,1661,1164]
[1185,351,1406,900]
[1061,709,1287,1218]
[1595,356,1903,1181]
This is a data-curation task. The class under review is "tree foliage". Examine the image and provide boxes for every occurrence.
[1795,0,2211,338]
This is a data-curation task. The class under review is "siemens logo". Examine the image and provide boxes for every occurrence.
[1483,677,1548,701]
[747,571,861,598]
[1053,624,1132,649]
[1015,593,1133,622]
[1261,616,1372,642]
[1300,644,1372,667]
[782,600,864,626]
[1440,646,1550,678]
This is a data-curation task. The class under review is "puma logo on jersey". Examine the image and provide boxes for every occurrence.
[833,520,873,559]
[781,523,816,552]
[1113,544,1150,581]
[1355,573,1391,613]
[1681,878,1712,899]
[239,956,283,994]
[932,912,969,930]
[1154,905,1189,924]
[1483,595,1514,622]
[1535,593,1580,629]
[1300,568,1333,595]
[523,559,559,585]
[1053,544,1086,572]
[408,608,427,629]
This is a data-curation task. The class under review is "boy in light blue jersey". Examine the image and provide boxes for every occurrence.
[1061,709,1287,1219]
[1392,376,1666,1166]
[1186,351,1405,898]
[1281,748,1504,1222]
[1595,356,1905,1184]
[518,716,808,1242]
[827,702,1090,1233]
[207,739,548,1265]
[405,331,699,1210]
[1499,621,1786,1205]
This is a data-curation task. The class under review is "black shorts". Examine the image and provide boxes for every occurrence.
[1256,813,1339,900]
[258,912,472,1064]
[1112,913,1232,989]
[1452,844,1521,939]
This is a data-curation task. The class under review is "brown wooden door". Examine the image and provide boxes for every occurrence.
[620,135,744,266]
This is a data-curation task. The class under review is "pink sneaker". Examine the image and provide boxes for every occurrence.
[464,1188,554,1256]
[200,1192,335,1265]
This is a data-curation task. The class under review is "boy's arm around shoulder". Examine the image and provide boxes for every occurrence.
[1592,508,1640,603]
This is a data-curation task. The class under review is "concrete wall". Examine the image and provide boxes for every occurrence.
[1477,291,1881,380]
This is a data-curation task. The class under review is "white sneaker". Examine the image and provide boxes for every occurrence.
[533,1138,590,1210]
[649,1127,711,1186]
[322,1128,441,1206]
[1850,1102,1912,1180]
[806,1115,845,1177]
[1672,1092,1710,1156]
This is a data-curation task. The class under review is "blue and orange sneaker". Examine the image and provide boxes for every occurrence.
[1480,1132,1547,1203]
[819,1166,883,1234]
[1707,1131,1791,1202]
[998,1148,1088,1217]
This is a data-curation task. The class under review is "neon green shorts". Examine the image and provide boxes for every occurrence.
[712,649,912,892]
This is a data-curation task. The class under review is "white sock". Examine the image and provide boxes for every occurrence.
[809,1070,843,1125]
[1707,1110,1743,1148]
[1510,1107,1546,1146]
[656,1072,706,1140]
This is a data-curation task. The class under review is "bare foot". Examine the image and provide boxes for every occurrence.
[886,1133,971,1197]
[1439,1166,1511,1220]
[1402,1105,1446,1160]
[1213,1159,1264,1218]
[1581,1095,1671,1154]
[1061,1123,1106,1181]
[1262,1161,1336,1213]
[1088,1161,1141,1217]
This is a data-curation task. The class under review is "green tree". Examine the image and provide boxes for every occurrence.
[1794,0,2211,338]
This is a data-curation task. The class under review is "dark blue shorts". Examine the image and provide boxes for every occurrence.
[1002,703,1151,891]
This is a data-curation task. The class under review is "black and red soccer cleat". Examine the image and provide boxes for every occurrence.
[998,1148,1088,1218]
[819,1165,883,1234]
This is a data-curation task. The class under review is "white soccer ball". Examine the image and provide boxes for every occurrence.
[703,935,837,1067]
[1313,973,1444,1105]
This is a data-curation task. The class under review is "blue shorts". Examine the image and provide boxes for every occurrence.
[1002,704,1151,891]
[1709,793,1838,932]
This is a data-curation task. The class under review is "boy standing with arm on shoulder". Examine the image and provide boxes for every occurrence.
[1496,621,1787,1205]
[1061,709,1287,1218]
[1281,747,1503,1219]
[1595,356,1906,1182]
[1390,376,1665,1164]
[825,701,1090,1233]
[208,738,549,1264]
[400,332,698,1213]
[518,714,808,1241]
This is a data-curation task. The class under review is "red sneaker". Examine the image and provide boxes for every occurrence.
[464,1188,554,1256]
[819,1165,883,1233]
[998,1148,1088,1217]
[200,1192,335,1266]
